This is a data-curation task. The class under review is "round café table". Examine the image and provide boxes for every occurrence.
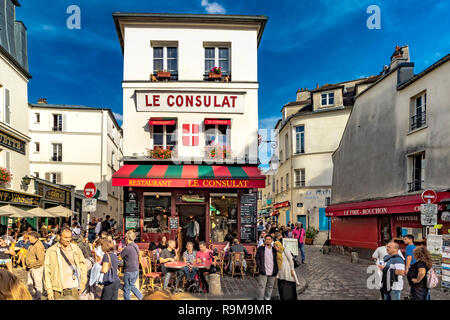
[164,262,210,269]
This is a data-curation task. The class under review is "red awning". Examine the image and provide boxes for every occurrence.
[274,201,290,209]
[112,164,265,188]
[205,118,231,125]
[149,118,176,125]
[325,192,450,217]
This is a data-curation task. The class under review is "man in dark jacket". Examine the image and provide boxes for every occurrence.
[101,215,111,234]
[255,235,278,300]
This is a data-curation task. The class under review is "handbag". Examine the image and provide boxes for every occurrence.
[291,251,300,268]
[101,253,114,285]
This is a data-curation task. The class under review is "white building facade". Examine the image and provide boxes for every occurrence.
[112,13,267,244]
[28,102,124,227]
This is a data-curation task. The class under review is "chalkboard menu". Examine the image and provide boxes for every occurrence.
[169,217,179,230]
[125,202,139,215]
[240,193,257,242]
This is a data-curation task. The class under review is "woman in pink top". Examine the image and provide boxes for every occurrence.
[195,241,215,293]
[293,223,306,264]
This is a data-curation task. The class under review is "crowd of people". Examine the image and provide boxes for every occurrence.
[373,234,436,300]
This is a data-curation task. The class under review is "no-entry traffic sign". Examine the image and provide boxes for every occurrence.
[84,182,97,198]
[421,190,437,204]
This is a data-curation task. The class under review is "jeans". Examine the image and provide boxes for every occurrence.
[123,271,143,300]
[88,233,96,243]
[257,275,276,300]
[298,243,305,262]
[383,290,402,300]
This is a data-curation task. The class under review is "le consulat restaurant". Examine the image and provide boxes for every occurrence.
[111,13,268,247]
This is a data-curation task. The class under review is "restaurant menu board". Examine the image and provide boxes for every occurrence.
[125,201,139,215]
[240,193,257,242]
[125,217,139,230]
[169,217,179,230]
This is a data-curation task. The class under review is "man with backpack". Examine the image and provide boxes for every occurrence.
[378,242,405,300]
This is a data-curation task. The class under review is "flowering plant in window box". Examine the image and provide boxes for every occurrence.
[156,70,171,79]
[146,147,173,159]
[205,144,231,159]
[0,167,12,185]
[208,67,222,79]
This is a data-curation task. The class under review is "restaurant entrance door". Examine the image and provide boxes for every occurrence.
[177,204,206,250]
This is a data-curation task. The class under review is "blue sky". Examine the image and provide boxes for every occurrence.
[16,0,450,166]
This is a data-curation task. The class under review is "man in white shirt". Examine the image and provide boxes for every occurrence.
[378,242,405,300]
[95,218,103,236]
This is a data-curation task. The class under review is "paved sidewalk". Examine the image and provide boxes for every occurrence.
[298,245,450,300]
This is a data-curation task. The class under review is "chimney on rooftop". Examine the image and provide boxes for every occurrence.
[296,88,311,102]
[37,98,47,104]
[390,45,410,69]
[390,45,414,86]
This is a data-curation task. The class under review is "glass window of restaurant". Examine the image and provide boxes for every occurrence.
[143,195,171,233]
[209,193,238,242]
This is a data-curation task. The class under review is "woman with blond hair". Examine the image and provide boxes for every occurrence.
[0,269,32,300]
[273,240,299,300]
[407,246,433,300]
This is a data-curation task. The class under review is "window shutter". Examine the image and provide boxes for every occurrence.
[57,173,62,184]
[5,151,10,171]
[62,114,67,131]
[45,172,50,181]
[5,88,11,124]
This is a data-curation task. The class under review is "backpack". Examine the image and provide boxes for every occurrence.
[426,268,439,288]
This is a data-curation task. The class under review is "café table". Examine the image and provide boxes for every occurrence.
[165,261,210,269]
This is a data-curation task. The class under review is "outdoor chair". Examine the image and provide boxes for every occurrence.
[245,246,258,277]
[230,252,245,278]
[139,251,163,291]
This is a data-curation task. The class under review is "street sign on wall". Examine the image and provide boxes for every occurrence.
[421,214,437,226]
[82,198,97,212]
[420,203,438,215]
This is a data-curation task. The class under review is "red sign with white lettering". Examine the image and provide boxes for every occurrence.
[421,190,437,204]
[84,182,96,198]
[274,201,290,209]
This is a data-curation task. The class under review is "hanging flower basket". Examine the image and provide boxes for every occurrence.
[147,147,172,159]
[0,167,12,186]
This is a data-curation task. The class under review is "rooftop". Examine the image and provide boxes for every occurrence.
[113,12,268,53]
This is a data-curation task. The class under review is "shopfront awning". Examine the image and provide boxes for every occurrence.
[148,118,176,125]
[112,164,266,188]
[325,191,450,217]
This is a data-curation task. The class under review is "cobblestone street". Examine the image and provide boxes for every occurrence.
[298,245,450,300]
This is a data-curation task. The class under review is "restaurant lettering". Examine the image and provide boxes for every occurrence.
[136,92,245,114]
[125,178,255,188]
[188,179,249,188]
[0,189,40,206]
[0,129,26,155]
[128,179,172,187]
[343,207,388,215]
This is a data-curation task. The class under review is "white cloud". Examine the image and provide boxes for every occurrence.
[201,0,226,14]
[113,112,123,122]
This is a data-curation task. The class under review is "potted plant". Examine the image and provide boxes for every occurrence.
[147,147,172,159]
[208,66,222,80]
[205,144,231,159]
[0,167,12,187]
[305,227,319,245]
[156,69,171,79]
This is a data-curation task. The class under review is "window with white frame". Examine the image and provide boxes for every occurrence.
[205,124,230,147]
[410,92,426,131]
[34,172,39,178]
[204,47,230,75]
[111,151,115,167]
[280,177,284,192]
[321,92,335,106]
[408,152,425,192]
[51,143,62,161]
[35,142,40,153]
[295,169,305,187]
[35,113,40,123]
[295,125,305,154]
[153,47,178,77]
[52,114,62,131]
[152,125,176,150]
[47,172,61,184]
